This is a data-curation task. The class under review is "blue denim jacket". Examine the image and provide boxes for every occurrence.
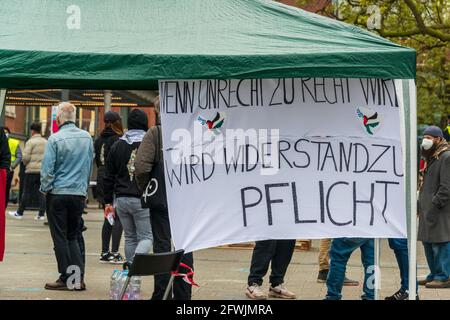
[40,122,94,196]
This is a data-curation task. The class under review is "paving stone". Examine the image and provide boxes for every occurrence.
[0,206,448,300]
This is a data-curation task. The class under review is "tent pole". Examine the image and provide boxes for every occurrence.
[0,89,6,127]
[406,80,417,300]
[374,238,381,300]
[104,90,112,112]
[61,89,70,101]
[409,80,418,301]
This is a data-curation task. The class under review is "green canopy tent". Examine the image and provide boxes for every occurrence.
[0,0,415,88]
[0,0,417,299]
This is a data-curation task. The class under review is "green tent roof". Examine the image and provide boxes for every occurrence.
[0,0,416,90]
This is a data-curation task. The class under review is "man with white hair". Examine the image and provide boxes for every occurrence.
[40,102,93,291]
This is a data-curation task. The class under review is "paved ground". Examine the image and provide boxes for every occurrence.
[1,205,449,300]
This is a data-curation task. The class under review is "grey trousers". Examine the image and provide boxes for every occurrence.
[115,197,153,262]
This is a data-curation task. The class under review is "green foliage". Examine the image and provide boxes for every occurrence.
[291,0,450,125]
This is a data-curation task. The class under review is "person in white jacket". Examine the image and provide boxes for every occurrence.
[9,122,47,220]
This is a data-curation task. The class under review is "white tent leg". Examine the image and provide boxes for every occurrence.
[397,79,417,300]
[374,238,381,300]
[406,80,417,300]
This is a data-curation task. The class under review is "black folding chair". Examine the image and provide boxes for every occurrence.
[119,250,185,300]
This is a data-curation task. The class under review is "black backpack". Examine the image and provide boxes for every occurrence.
[141,126,167,211]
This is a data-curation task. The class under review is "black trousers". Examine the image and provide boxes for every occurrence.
[17,173,46,216]
[46,194,85,282]
[79,217,86,265]
[4,169,13,209]
[18,163,25,204]
[101,215,123,254]
[150,207,194,300]
[248,239,296,287]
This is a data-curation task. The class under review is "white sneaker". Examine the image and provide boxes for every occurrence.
[245,284,268,300]
[34,215,45,221]
[8,211,23,219]
[269,284,296,299]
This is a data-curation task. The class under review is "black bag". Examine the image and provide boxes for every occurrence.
[141,126,167,211]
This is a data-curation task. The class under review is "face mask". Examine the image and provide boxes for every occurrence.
[4,133,8,139]
[421,138,434,150]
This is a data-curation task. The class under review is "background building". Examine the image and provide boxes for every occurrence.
[2,89,158,140]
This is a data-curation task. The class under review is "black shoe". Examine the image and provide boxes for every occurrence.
[385,289,419,300]
[110,252,125,265]
[99,252,113,263]
[317,269,329,283]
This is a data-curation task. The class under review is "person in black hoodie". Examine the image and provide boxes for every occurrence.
[103,109,152,263]
[135,97,194,300]
[94,111,124,264]
[0,128,11,261]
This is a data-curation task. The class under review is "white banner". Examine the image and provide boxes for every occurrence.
[159,78,406,253]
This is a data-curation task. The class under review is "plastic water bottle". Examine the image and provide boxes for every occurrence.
[109,269,120,300]
[119,270,130,300]
[116,270,124,300]
[109,270,116,300]
[129,276,141,300]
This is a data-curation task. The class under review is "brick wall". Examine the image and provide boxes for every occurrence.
[5,106,27,137]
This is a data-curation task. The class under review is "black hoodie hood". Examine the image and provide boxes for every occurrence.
[95,127,120,168]
[101,126,117,138]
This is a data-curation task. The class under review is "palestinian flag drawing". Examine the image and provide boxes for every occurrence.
[356,107,382,135]
[198,112,226,135]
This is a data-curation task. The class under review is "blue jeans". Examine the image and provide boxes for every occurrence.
[115,197,153,262]
[326,238,374,300]
[423,242,450,282]
[388,238,418,292]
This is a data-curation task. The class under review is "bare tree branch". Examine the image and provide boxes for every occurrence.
[403,0,450,41]
[378,28,422,37]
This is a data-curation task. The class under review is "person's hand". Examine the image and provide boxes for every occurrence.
[104,204,115,219]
